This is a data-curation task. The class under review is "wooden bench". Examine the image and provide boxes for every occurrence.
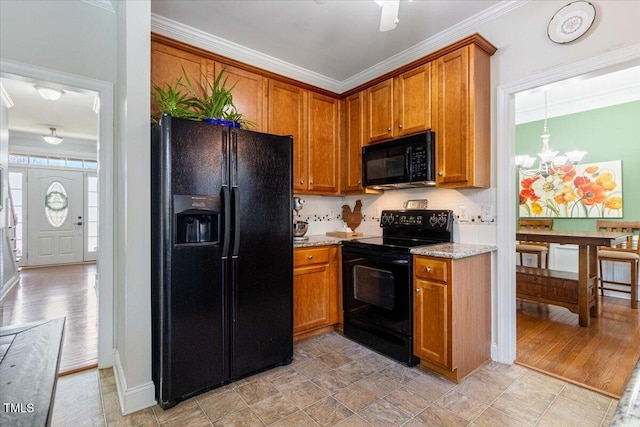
[0,318,65,427]
[516,266,597,320]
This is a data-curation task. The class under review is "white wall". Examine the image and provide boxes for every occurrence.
[113,0,154,415]
[0,1,117,83]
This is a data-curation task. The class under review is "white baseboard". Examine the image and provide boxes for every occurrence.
[113,350,156,415]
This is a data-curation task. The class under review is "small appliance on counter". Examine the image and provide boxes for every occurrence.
[292,196,309,241]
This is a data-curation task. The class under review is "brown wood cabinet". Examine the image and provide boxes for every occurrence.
[215,63,267,132]
[267,80,308,192]
[342,92,365,192]
[413,253,491,382]
[268,83,339,194]
[365,64,432,144]
[308,92,340,193]
[432,44,491,188]
[151,42,268,131]
[293,246,341,339]
[393,64,432,138]
[151,41,213,116]
[366,79,394,144]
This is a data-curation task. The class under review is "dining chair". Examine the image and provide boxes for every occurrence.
[516,219,554,269]
[596,220,640,309]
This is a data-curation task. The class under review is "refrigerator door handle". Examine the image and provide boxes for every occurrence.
[221,186,231,259]
[231,187,240,258]
[222,131,229,187]
[230,131,238,188]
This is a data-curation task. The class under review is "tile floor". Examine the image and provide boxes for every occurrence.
[52,332,619,426]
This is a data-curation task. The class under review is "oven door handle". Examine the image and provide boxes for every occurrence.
[390,259,409,265]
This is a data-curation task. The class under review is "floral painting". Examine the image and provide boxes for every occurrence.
[519,160,623,218]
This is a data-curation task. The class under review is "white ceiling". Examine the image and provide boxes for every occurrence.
[2,0,638,147]
[150,0,506,82]
[1,77,98,142]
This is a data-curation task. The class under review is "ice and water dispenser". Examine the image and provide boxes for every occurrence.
[174,195,220,244]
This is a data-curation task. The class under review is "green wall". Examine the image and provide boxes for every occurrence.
[516,101,640,232]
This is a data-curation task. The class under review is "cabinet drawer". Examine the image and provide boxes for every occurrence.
[294,247,331,267]
[414,257,448,282]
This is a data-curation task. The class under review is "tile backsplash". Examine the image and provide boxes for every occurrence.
[293,187,497,245]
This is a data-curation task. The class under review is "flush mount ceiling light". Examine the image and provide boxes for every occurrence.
[35,85,64,101]
[43,127,64,145]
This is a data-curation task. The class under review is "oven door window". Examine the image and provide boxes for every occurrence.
[353,265,395,310]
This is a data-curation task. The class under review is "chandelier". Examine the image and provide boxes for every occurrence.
[515,92,586,178]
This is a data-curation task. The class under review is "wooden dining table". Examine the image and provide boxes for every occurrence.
[515,229,629,326]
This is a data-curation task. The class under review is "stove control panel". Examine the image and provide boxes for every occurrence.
[380,209,453,230]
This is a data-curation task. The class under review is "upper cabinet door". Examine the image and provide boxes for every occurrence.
[366,79,394,144]
[151,42,213,116]
[394,63,432,137]
[215,63,267,132]
[308,92,339,194]
[433,45,491,188]
[343,92,365,192]
[267,80,308,192]
[434,47,470,186]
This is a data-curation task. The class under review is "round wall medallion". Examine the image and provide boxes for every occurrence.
[548,1,596,44]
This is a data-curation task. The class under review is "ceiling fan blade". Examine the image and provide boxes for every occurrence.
[379,0,399,32]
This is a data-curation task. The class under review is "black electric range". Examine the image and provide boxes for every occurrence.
[341,209,454,366]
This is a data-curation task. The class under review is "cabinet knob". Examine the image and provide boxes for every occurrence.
[308,255,313,260]
[387,127,392,132]
[416,288,421,293]
[300,179,304,184]
[398,124,403,129]
[357,180,361,184]
[310,180,314,185]
[425,267,432,273]
[438,172,443,176]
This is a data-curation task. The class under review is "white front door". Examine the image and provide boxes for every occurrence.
[27,169,84,266]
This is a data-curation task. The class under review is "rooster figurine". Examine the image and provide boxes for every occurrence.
[341,200,363,232]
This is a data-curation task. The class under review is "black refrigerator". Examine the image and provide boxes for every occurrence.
[151,114,293,409]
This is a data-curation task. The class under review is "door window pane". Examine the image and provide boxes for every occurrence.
[44,181,69,228]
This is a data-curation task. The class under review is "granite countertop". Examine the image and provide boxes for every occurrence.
[293,234,373,248]
[294,237,497,260]
[611,357,640,426]
[411,243,497,259]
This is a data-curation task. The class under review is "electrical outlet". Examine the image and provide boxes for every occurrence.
[481,203,494,222]
[458,206,469,222]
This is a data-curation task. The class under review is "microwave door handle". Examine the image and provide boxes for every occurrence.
[405,147,412,179]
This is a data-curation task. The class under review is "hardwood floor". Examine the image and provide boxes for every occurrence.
[516,295,640,398]
[0,263,98,374]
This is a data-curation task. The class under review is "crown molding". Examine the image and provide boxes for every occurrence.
[151,0,528,93]
[342,0,528,91]
[151,14,343,93]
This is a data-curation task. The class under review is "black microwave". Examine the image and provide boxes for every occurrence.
[362,131,436,189]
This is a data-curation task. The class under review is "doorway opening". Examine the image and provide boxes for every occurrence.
[497,55,640,398]
[0,60,115,371]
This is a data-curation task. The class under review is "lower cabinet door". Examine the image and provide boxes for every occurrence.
[413,278,450,368]
[294,263,331,334]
